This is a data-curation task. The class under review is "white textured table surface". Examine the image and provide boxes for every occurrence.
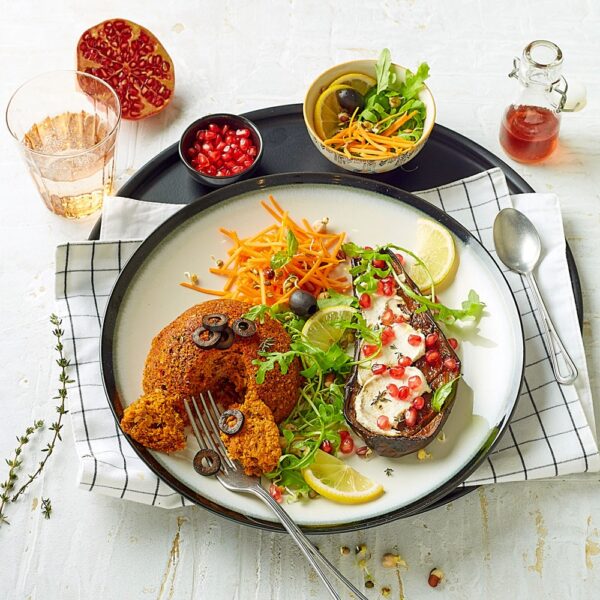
[1,1,600,598]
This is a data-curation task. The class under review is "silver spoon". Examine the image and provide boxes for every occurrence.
[493,207,578,385]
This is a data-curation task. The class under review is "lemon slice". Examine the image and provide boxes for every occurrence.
[329,73,376,95]
[313,84,352,140]
[301,305,356,351]
[302,450,384,504]
[409,219,457,291]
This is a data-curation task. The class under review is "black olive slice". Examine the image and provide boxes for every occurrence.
[231,318,257,338]
[193,449,221,476]
[218,409,245,435]
[215,326,235,349]
[192,326,221,348]
[202,313,228,332]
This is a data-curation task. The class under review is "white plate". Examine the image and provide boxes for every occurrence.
[101,174,524,530]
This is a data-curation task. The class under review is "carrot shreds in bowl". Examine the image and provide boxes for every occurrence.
[180,196,350,305]
[323,110,418,159]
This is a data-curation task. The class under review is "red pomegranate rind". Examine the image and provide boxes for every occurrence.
[77,19,175,120]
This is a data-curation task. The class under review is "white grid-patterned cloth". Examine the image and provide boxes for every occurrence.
[54,168,599,508]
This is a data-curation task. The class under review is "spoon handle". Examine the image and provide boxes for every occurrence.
[526,273,578,385]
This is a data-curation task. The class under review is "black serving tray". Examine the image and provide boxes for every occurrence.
[93,103,583,524]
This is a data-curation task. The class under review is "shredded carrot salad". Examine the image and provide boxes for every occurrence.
[323,110,418,160]
[180,196,350,305]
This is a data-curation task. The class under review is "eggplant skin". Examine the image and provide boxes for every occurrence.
[343,249,461,458]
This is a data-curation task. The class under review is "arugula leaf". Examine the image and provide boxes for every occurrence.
[270,230,299,270]
[317,289,357,309]
[400,62,430,100]
[375,48,392,94]
[244,304,274,323]
[431,377,460,412]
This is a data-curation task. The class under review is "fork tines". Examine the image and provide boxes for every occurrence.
[184,392,236,472]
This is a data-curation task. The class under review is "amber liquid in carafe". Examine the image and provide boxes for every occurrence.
[499,104,560,163]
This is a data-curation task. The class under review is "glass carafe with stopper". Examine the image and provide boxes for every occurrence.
[499,40,584,163]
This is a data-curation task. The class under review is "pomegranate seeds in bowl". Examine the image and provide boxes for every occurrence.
[179,114,263,187]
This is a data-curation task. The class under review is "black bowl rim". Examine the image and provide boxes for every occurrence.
[100,171,525,534]
[178,112,264,183]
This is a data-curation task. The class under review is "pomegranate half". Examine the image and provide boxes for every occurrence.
[77,19,175,120]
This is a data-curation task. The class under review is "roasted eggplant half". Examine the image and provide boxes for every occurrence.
[344,248,461,457]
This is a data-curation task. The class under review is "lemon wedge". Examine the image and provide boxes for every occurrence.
[313,84,353,140]
[302,450,384,504]
[329,73,376,95]
[301,305,356,351]
[409,219,457,291]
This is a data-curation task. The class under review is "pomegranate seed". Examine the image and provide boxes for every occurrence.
[381,308,394,326]
[340,436,354,454]
[372,259,387,269]
[216,141,226,152]
[395,253,406,265]
[247,146,258,157]
[206,165,217,175]
[444,357,458,371]
[425,333,439,348]
[231,165,244,174]
[425,350,440,365]
[197,154,210,168]
[196,130,206,140]
[216,169,225,176]
[404,407,418,427]
[186,147,197,158]
[208,123,219,132]
[399,356,412,367]
[398,385,410,400]
[359,293,372,309]
[204,130,217,140]
[201,142,212,153]
[387,383,400,398]
[269,483,283,503]
[394,313,408,323]
[339,430,350,440]
[362,343,378,357]
[381,326,395,346]
[377,415,391,430]
[371,363,387,375]
[413,396,425,410]
[383,283,395,296]
[225,160,236,169]
[221,124,230,134]
[221,152,232,161]
[208,150,220,162]
[356,445,369,456]
[236,128,251,138]
[389,366,406,379]
[239,137,251,149]
[408,334,422,347]
[448,338,459,350]
[243,159,253,168]
[320,439,333,454]
[376,280,385,296]
[381,275,394,285]
[225,134,235,145]
[408,375,422,390]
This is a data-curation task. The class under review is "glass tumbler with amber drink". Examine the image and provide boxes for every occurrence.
[6,70,121,218]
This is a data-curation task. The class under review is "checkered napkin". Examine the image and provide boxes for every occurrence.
[54,168,599,508]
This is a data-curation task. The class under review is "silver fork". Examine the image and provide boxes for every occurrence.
[184,393,368,600]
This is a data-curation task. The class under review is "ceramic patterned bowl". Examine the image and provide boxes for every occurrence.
[303,59,436,173]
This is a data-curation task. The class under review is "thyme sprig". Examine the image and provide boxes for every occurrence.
[41,497,52,519]
[0,420,44,525]
[0,315,72,526]
[11,315,72,504]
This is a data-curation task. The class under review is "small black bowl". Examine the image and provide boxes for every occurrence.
[178,113,263,187]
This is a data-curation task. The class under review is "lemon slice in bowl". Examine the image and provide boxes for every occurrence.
[329,73,376,95]
[302,450,384,504]
[409,218,457,291]
[313,84,353,140]
[301,305,356,351]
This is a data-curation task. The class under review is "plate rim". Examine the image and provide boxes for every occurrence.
[100,171,524,533]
